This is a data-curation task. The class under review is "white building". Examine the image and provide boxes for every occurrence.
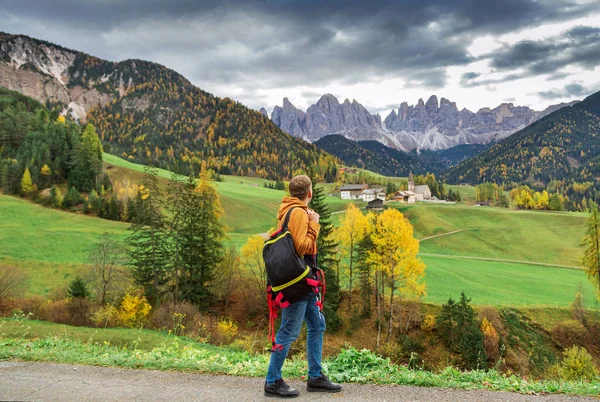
[361,188,386,202]
[340,184,369,200]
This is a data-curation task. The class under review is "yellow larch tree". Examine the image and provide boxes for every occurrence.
[21,167,32,195]
[368,208,426,345]
[334,203,369,310]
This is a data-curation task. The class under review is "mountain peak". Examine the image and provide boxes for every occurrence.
[317,93,340,105]
[426,95,439,108]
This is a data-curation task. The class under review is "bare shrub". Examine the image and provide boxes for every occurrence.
[86,233,131,305]
[149,301,206,337]
[399,300,422,333]
[0,265,29,300]
[37,299,70,324]
[552,320,587,348]
[16,296,46,318]
[67,298,93,326]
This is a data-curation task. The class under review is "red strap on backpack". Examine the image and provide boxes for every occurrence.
[314,268,326,311]
[267,286,285,351]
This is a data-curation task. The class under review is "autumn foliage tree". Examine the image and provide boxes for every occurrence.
[368,208,426,345]
[20,167,32,195]
[335,203,369,310]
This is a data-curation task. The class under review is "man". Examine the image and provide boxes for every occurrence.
[264,174,342,398]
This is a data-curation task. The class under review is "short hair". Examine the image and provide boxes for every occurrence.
[289,175,312,200]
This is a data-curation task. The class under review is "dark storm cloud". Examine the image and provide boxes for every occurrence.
[462,25,600,87]
[537,82,590,100]
[1,0,599,108]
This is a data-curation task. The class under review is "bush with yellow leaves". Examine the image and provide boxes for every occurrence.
[421,313,436,332]
[92,293,151,328]
[546,346,599,381]
[118,293,152,328]
[211,319,238,345]
[481,317,500,362]
[92,305,120,328]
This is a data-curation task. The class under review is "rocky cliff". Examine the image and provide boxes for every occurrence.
[269,93,577,151]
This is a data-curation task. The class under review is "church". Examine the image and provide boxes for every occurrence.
[408,172,432,201]
[393,172,432,203]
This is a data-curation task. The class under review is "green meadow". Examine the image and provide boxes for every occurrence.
[422,256,598,308]
[103,153,350,248]
[0,153,595,307]
[397,203,587,267]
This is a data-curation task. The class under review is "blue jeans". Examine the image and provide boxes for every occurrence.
[266,296,326,384]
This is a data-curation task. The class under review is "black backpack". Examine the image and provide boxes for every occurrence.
[263,207,319,306]
[263,207,324,350]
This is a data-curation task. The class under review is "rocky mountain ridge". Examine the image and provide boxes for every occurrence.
[268,93,577,151]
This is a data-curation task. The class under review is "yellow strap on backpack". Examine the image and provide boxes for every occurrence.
[271,267,311,292]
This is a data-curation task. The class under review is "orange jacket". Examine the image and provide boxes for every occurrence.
[276,196,320,256]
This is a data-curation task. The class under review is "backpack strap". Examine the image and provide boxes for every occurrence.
[281,207,297,231]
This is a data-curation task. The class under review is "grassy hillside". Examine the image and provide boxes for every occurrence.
[391,203,596,307]
[3,193,597,307]
[0,195,128,296]
[104,153,350,247]
[2,154,597,307]
[398,204,586,267]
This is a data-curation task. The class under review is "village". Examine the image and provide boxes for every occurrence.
[338,172,453,210]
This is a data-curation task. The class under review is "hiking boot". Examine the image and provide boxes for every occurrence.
[264,379,299,398]
[307,373,342,393]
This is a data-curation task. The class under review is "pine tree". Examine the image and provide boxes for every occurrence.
[69,124,103,192]
[166,171,225,309]
[582,202,600,298]
[308,169,341,331]
[437,292,486,369]
[107,195,120,221]
[355,226,375,317]
[128,166,170,306]
[63,186,82,209]
[67,277,90,299]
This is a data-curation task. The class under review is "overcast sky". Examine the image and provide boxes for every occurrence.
[2,0,600,116]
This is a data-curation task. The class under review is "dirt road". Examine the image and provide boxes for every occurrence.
[0,361,596,402]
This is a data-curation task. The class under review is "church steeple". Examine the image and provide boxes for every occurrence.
[408,170,414,192]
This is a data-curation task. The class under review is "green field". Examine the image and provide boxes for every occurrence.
[104,153,350,248]
[422,256,599,308]
[0,195,128,264]
[1,154,597,307]
[396,204,587,267]
[0,195,129,296]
